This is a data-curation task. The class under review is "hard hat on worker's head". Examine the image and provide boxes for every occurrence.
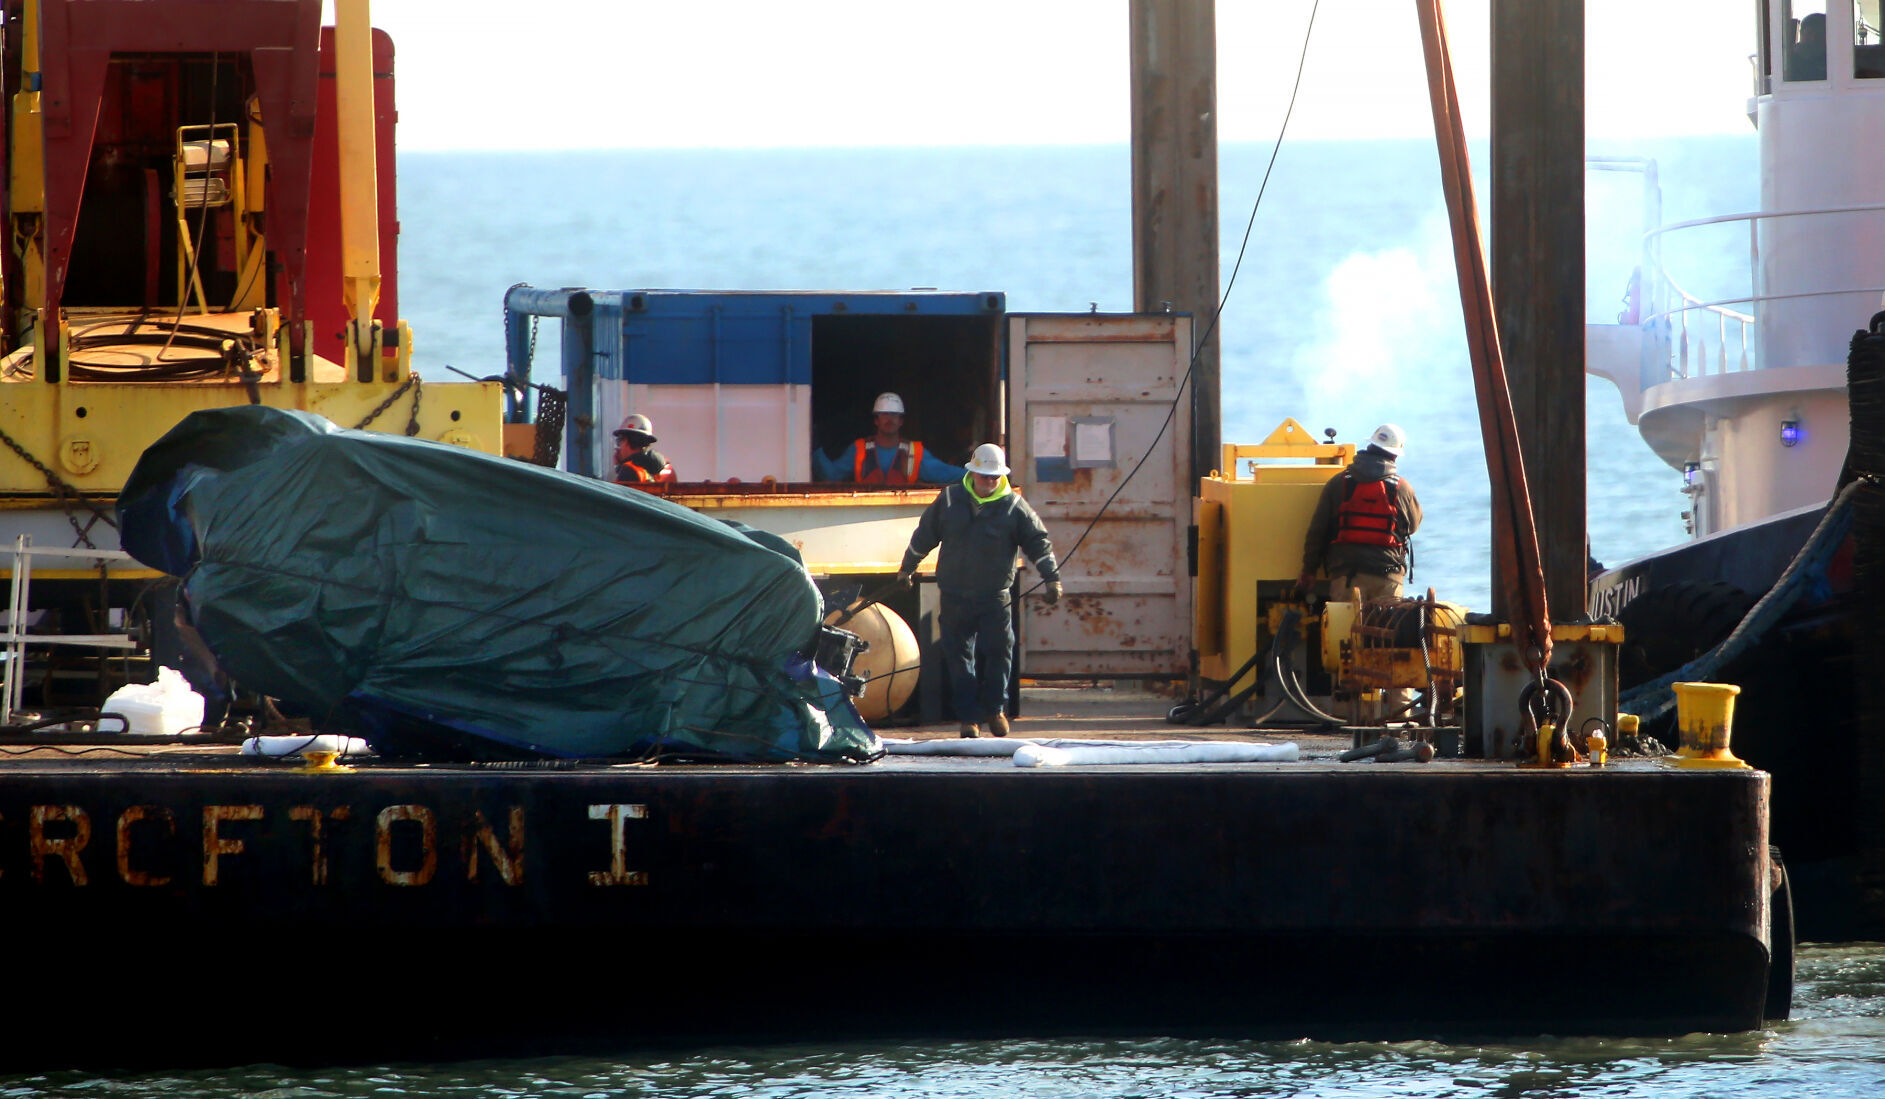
[614,413,657,444]
[1368,423,1406,458]
[872,392,906,416]
[966,443,1010,477]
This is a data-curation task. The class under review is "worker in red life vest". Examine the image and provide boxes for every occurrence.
[611,414,676,484]
[1297,423,1423,604]
[814,392,967,484]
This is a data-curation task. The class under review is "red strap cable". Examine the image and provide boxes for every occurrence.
[1415,0,1554,678]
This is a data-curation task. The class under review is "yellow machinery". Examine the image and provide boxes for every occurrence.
[1321,593,1467,724]
[1192,418,1469,731]
[1193,418,1352,690]
[1,0,502,579]
[0,0,502,712]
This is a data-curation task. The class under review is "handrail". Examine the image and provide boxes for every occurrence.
[1647,285,1885,326]
[4,536,136,725]
[1629,200,1885,380]
[1648,202,1885,240]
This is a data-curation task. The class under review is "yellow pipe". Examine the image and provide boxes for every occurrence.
[334,0,381,356]
[11,0,46,320]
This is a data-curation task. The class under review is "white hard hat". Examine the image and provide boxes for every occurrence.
[873,392,906,416]
[966,443,1010,477]
[1369,423,1405,457]
[615,413,656,442]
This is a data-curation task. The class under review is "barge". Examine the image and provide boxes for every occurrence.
[0,697,1780,1068]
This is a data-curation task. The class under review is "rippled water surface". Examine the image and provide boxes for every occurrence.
[5,945,1879,1098]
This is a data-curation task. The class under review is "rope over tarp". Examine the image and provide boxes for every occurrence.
[1415,0,1555,679]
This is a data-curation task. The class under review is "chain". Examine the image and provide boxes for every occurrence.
[533,384,566,467]
[404,375,423,436]
[503,283,540,372]
[0,421,118,548]
[351,374,423,435]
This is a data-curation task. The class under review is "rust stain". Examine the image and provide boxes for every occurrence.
[375,805,439,886]
[289,806,330,886]
[588,803,650,887]
[202,804,262,887]
[465,806,526,885]
[30,804,91,886]
[116,805,174,887]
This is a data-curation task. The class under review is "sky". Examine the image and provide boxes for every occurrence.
[359,0,1759,152]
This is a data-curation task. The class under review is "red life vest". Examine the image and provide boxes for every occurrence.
[851,438,924,485]
[1332,474,1404,548]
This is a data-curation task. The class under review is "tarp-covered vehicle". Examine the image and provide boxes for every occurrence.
[118,406,880,763]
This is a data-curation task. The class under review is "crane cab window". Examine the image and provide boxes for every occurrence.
[1857,0,1884,77]
[1784,1,1829,81]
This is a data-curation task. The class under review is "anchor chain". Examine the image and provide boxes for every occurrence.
[0,421,118,548]
[351,374,423,435]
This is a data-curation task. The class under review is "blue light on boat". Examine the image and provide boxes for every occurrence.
[1780,418,1802,447]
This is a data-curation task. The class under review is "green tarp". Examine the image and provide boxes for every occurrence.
[118,406,880,763]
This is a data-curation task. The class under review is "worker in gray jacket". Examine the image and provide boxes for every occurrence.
[898,443,1062,737]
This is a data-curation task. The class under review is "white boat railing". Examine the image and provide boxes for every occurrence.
[3,535,136,726]
[1638,202,1885,381]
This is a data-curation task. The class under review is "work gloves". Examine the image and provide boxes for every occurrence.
[895,568,916,589]
[1044,581,1063,606]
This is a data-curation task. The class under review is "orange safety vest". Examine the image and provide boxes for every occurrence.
[614,462,654,484]
[1332,474,1404,548]
[851,438,923,485]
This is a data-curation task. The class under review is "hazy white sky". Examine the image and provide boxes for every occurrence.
[362,1,1758,151]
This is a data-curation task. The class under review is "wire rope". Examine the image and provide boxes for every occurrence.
[1024,0,1324,593]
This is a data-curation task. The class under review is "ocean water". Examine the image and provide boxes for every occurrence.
[1,944,1878,1096]
[19,139,1868,1093]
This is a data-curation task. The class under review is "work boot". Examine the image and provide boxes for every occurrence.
[988,711,1010,737]
[958,722,980,738]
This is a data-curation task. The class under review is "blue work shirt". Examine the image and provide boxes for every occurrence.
[814,442,966,484]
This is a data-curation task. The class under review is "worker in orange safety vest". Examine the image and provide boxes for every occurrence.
[814,392,966,484]
[611,414,676,484]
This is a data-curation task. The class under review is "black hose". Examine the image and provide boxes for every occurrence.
[1167,641,1270,725]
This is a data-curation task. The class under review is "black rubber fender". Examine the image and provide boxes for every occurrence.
[1615,580,1756,689]
[1765,844,1795,1021]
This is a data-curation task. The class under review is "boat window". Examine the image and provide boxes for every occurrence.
[1857,0,1885,76]
[1758,0,1775,93]
[1784,0,1828,81]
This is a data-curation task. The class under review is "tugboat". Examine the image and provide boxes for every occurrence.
[1586,0,1885,938]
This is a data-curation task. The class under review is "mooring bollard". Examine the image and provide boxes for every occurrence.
[1670,681,1748,770]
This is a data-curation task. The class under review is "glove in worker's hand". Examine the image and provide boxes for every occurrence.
[1045,581,1063,606]
[1294,570,1316,602]
[895,569,916,589]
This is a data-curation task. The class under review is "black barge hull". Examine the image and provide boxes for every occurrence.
[0,755,1774,1067]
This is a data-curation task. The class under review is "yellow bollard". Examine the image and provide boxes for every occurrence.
[301,749,354,773]
[1670,682,1749,769]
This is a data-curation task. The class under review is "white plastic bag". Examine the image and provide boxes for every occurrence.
[101,666,206,736]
